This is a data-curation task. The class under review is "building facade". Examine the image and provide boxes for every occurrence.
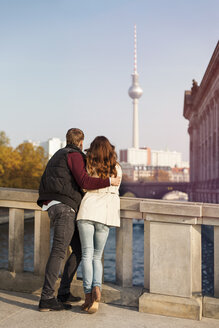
[151,149,183,168]
[120,147,186,168]
[40,138,66,159]
[184,41,219,203]
[24,137,66,159]
[120,162,189,182]
[120,148,151,166]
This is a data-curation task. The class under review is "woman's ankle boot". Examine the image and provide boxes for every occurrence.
[92,286,101,302]
[87,286,101,314]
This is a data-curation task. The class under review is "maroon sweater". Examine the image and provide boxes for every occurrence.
[43,152,109,206]
[67,152,110,189]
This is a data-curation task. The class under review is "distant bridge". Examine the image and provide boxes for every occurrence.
[119,181,190,199]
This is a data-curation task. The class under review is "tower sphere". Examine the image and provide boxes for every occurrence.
[128,84,143,99]
[128,74,143,99]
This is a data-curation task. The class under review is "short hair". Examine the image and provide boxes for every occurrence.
[66,128,84,146]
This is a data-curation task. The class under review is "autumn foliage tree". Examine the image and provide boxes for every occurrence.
[0,131,48,189]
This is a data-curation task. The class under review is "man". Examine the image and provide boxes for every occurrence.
[37,128,120,311]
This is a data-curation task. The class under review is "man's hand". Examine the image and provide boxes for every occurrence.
[111,176,121,186]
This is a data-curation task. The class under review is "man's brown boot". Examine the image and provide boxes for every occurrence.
[81,293,92,311]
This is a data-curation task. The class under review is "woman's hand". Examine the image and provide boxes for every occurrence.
[111,176,121,186]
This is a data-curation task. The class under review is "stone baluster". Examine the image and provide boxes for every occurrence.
[8,208,24,272]
[115,197,143,287]
[116,218,133,287]
[144,220,150,290]
[34,210,50,276]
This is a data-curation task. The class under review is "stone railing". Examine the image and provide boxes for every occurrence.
[0,188,219,320]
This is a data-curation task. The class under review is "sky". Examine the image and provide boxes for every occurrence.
[0,0,219,161]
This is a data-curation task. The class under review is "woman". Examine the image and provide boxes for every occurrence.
[76,136,122,314]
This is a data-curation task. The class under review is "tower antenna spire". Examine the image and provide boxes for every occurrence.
[128,24,143,149]
[134,24,137,74]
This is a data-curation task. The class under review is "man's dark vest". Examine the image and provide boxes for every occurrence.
[37,144,86,212]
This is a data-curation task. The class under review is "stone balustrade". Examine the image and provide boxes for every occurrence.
[0,188,219,320]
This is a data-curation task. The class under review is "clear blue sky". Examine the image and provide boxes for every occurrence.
[1,0,219,161]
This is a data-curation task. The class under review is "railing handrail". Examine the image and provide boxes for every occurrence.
[1,187,219,223]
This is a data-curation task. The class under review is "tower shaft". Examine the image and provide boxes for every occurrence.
[133,99,139,148]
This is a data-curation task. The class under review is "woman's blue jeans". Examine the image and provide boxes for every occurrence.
[77,220,109,294]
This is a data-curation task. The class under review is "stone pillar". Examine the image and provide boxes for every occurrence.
[189,125,193,183]
[34,210,50,276]
[214,226,219,297]
[199,118,203,182]
[202,117,205,181]
[144,220,150,289]
[210,103,214,180]
[139,201,202,320]
[201,118,205,182]
[148,221,201,297]
[204,112,207,181]
[206,108,209,181]
[195,122,199,183]
[212,98,217,180]
[207,108,211,181]
[8,208,24,273]
[202,116,205,181]
[189,118,199,200]
[116,218,133,287]
[215,90,219,181]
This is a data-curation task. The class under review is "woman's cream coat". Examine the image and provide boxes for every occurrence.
[76,165,122,227]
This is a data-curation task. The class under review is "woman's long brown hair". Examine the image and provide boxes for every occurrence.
[86,136,117,179]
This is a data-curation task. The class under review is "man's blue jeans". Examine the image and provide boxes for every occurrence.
[41,203,81,300]
[77,220,109,294]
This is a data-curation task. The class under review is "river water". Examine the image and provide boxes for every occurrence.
[0,219,213,295]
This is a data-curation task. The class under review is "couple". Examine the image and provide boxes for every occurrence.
[37,128,122,314]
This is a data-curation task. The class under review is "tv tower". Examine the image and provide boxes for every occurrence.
[128,24,143,149]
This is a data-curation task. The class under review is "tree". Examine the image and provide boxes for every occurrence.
[0,131,10,146]
[0,145,21,187]
[14,143,48,189]
[0,136,48,189]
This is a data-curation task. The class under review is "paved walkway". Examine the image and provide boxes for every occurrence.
[0,290,218,328]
